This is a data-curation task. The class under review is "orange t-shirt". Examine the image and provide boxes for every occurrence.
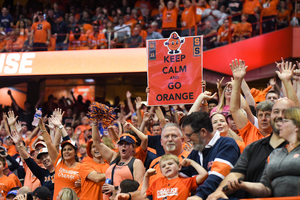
[69,33,88,50]
[23,162,42,191]
[31,20,51,43]
[75,125,91,145]
[0,175,16,200]
[238,120,269,146]
[79,160,109,200]
[181,5,196,29]
[139,29,147,41]
[5,36,25,51]
[236,140,245,153]
[8,172,22,187]
[277,9,290,22]
[54,157,81,199]
[19,28,29,41]
[243,0,262,15]
[81,156,93,163]
[195,5,209,23]
[234,22,252,37]
[6,145,17,157]
[125,19,137,31]
[134,146,147,163]
[161,6,179,28]
[25,135,38,152]
[146,176,198,200]
[217,25,230,42]
[261,0,279,17]
[88,32,107,49]
[148,150,190,187]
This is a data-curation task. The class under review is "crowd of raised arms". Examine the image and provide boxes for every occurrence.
[0,58,300,200]
[0,0,299,52]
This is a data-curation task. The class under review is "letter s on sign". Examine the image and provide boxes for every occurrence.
[4,54,20,74]
[19,53,35,73]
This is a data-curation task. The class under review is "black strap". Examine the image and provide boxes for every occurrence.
[110,157,120,185]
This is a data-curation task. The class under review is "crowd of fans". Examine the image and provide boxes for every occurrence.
[0,0,299,52]
[0,58,300,200]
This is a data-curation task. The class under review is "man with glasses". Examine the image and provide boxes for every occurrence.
[181,111,240,200]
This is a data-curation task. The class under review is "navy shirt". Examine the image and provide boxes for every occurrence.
[0,14,13,28]
[52,21,69,43]
[24,157,55,199]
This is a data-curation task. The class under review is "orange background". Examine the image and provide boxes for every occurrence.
[147,35,203,106]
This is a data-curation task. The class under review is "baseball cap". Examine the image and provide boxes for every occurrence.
[35,141,47,149]
[31,186,51,200]
[4,136,11,141]
[37,148,48,159]
[6,190,17,198]
[117,133,137,145]
[61,140,78,150]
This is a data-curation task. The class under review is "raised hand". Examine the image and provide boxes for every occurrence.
[123,121,132,129]
[49,116,62,127]
[7,111,18,126]
[143,112,150,122]
[216,77,225,90]
[181,158,193,167]
[46,118,55,130]
[275,57,296,82]
[53,108,65,122]
[293,68,300,81]
[15,121,22,133]
[126,91,132,98]
[145,168,157,177]
[135,97,142,110]
[269,77,276,86]
[42,114,48,123]
[230,59,248,81]
[200,91,217,101]
[10,129,22,144]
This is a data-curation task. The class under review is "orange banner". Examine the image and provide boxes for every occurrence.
[147,32,203,106]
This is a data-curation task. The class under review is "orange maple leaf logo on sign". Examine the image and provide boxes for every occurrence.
[164,32,185,55]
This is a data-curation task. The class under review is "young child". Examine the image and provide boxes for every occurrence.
[0,157,16,199]
[142,154,208,199]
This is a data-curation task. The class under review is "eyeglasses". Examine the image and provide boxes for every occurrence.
[225,89,232,92]
[185,131,197,138]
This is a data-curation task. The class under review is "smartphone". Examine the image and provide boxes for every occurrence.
[222,177,244,191]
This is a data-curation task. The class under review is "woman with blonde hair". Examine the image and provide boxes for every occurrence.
[210,82,232,117]
[57,188,78,200]
[226,107,300,197]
